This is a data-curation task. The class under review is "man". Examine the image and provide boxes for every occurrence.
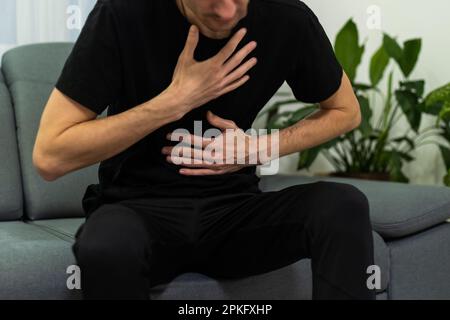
[33,0,375,300]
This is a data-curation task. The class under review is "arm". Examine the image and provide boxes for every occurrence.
[33,25,257,181]
[162,71,361,175]
[33,88,181,181]
[277,71,361,158]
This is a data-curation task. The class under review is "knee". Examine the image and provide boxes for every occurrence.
[311,182,372,235]
[74,204,149,267]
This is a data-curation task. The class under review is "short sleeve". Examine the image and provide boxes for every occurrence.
[55,0,122,114]
[286,6,343,104]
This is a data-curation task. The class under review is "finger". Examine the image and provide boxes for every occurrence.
[222,41,257,75]
[166,156,218,168]
[214,28,247,64]
[207,111,239,130]
[218,74,251,96]
[162,146,203,159]
[167,133,213,149]
[222,57,257,88]
[182,25,199,59]
[179,168,226,176]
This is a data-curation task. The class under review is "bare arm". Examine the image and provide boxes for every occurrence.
[33,88,181,181]
[277,71,361,157]
[159,71,361,176]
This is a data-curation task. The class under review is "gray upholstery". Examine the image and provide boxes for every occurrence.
[1,43,99,220]
[0,70,23,221]
[388,222,450,299]
[260,175,450,238]
[30,218,84,242]
[0,222,80,300]
[1,43,74,86]
[1,42,450,300]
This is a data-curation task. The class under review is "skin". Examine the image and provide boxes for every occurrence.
[33,0,360,181]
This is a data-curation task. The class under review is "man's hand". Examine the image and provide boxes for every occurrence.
[164,25,258,119]
[162,111,268,176]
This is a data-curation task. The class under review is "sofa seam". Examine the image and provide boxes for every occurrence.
[25,221,75,243]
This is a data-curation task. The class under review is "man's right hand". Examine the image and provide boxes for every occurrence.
[166,25,258,116]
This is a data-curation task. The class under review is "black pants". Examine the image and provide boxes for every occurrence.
[73,181,376,300]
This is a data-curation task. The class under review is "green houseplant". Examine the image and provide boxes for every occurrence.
[422,82,450,186]
[262,19,441,183]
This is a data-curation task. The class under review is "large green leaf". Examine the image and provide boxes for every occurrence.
[383,34,403,61]
[400,80,425,97]
[401,39,421,78]
[334,19,365,82]
[424,83,450,117]
[383,35,422,78]
[370,45,390,87]
[395,90,422,132]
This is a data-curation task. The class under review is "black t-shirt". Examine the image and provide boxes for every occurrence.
[55,0,343,209]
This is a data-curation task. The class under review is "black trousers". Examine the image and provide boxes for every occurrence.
[73,181,376,300]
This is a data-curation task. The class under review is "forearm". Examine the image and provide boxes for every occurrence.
[275,106,360,159]
[36,90,182,180]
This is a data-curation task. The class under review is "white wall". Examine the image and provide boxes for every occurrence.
[257,0,450,186]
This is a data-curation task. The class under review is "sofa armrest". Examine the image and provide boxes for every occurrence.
[259,174,450,239]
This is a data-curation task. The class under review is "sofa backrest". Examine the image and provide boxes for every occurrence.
[0,69,23,221]
[1,43,100,220]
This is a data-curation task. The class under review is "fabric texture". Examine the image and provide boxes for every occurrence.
[54,0,344,204]
[0,69,22,221]
[388,222,450,299]
[0,222,80,300]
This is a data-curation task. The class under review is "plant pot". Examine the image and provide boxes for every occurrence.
[322,172,391,182]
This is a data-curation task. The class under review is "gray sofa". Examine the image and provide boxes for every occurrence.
[1,43,450,300]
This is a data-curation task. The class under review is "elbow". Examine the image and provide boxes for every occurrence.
[32,147,66,182]
[348,101,362,131]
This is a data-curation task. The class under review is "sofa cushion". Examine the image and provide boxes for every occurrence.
[388,221,450,299]
[31,218,389,297]
[2,43,100,220]
[259,174,450,238]
[1,43,74,86]
[0,221,80,299]
[30,218,85,242]
[0,70,23,221]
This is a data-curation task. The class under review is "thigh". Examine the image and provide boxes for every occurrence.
[195,181,356,279]
[74,198,197,286]
[193,183,319,278]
